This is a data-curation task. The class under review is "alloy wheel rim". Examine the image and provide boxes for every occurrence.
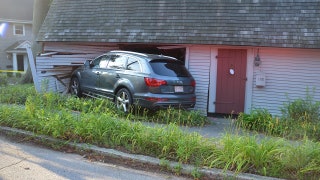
[72,80,78,95]
[117,92,129,112]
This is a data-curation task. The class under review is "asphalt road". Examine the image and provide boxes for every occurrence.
[0,136,188,180]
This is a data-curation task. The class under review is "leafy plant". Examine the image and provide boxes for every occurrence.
[237,89,320,141]
[0,84,36,104]
[281,89,320,123]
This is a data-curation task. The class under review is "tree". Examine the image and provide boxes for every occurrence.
[21,0,51,84]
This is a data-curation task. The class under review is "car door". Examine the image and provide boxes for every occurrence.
[99,54,127,96]
[80,55,106,93]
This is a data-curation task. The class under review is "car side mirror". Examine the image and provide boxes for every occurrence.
[84,60,93,68]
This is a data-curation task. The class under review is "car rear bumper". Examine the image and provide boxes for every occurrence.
[133,93,196,110]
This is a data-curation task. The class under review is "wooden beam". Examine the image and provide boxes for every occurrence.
[26,45,41,92]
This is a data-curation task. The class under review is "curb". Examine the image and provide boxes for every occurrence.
[0,126,281,180]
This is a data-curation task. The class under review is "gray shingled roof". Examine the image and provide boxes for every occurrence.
[37,0,320,49]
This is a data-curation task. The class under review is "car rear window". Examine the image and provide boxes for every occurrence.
[149,59,191,77]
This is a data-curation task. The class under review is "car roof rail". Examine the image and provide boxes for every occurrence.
[110,50,148,57]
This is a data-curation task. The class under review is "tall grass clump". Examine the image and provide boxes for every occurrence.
[0,83,207,126]
[208,134,284,176]
[141,107,208,126]
[281,89,320,123]
[0,83,36,104]
[237,89,320,141]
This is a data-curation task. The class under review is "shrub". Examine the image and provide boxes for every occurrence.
[281,90,320,123]
[237,90,320,141]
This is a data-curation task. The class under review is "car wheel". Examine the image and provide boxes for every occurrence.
[115,88,132,113]
[70,77,82,97]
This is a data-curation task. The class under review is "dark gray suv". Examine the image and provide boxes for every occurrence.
[70,51,196,112]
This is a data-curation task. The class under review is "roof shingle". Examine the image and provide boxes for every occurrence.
[37,0,320,48]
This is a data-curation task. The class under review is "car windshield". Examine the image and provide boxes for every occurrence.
[149,59,191,77]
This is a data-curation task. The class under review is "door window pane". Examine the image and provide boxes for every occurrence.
[127,58,141,72]
[108,55,127,69]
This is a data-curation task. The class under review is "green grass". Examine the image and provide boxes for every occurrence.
[1,83,320,179]
[1,102,320,179]
[0,84,36,104]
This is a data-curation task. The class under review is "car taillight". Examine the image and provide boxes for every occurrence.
[144,77,167,87]
[191,80,196,87]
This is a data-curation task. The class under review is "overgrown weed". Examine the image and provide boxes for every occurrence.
[1,85,320,178]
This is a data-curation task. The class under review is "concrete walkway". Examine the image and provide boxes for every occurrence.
[183,117,238,138]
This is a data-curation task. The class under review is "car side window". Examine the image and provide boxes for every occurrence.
[127,57,141,72]
[92,55,108,68]
[99,55,109,69]
[107,55,127,69]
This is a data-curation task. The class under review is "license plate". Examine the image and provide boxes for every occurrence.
[174,86,184,92]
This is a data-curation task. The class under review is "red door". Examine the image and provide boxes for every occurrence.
[215,49,247,114]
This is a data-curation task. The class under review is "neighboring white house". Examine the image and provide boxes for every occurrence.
[36,0,320,116]
[0,0,33,75]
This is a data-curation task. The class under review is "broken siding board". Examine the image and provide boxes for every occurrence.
[36,65,55,69]
[43,43,118,55]
[37,62,84,66]
[37,66,74,70]
[37,72,71,77]
[37,75,71,93]
[51,54,100,58]
[37,57,88,63]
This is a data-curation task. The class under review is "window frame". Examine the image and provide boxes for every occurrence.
[13,24,25,36]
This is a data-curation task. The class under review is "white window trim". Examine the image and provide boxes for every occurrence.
[13,24,25,36]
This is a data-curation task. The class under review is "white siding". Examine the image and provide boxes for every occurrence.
[252,48,320,116]
[188,46,211,114]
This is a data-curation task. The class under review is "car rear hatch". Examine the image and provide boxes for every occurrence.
[147,59,195,94]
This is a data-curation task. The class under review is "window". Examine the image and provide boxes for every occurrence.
[108,55,127,69]
[98,56,110,68]
[14,24,25,36]
[127,58,141,72]
[150,59,191,77]
[92,55,109,68]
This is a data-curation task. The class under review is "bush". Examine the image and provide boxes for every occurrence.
[281,90,320,123]
[237,90,320,141]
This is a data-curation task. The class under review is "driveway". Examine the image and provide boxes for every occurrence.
[183,117,237,138]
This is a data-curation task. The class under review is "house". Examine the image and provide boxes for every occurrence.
[0,0,33,75]
[36,0,320,116]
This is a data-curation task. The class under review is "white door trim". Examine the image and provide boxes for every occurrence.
[208,48,218,113]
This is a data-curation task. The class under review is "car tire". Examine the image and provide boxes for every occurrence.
[70,77,82,97]
[115,88,133,113]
